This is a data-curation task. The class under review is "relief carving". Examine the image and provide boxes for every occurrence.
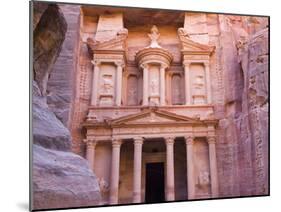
[148,25,161,48]
[98,177,110,195]
[100,74,113,95]
[196,170,210,186]
[150,79,159,95]
[192,75,206,104]
[99,74,114,105]
[127,75,138,105]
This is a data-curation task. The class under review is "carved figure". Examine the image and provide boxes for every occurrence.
[98,177,110,193]
[150,79,158,94]
[148,25,161,48]
[101,75,113,94]
[197,171,210,186]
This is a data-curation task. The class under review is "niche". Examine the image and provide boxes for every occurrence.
[171,74,182,105]
[127,75,138,106]
[193,138,211,198]
[190,63,206,104]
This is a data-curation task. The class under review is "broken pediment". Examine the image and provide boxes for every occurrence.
[111,108,203,126]
[87,28,128,53]
[178,28,215,55]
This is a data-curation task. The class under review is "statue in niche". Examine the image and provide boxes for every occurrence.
[193,75,205,95]
[128,88,137,105]
[147,25,161,48]
[150,79,159,95]
[98,177,110,195]
[101,74,113,94]
[197,170,210,186]
[172,75,182,104]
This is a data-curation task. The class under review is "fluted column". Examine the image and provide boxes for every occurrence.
[142,64,149,106]
[160,64,166,106]
[133,137,143,203]
[109,139,122,204]
[115,61,124,106]
[165,137,175,201]
[185,136,195,199]
[85,139,97,172]
[204,62,212,104]
[208,136,219,197]
[91,60,101,106]
[184,62,191,105]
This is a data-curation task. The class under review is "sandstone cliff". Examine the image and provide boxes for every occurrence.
[32,3,100,210]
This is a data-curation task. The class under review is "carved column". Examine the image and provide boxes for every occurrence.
[109,139,122,204]
[91,60,100,106]
[185,136,195,199]
[133,137,143,203]
[160,64,166,106]
[204,62,212,104]
[142,64,148,106]
[207,136,219,197]
[85,140,97,172]
[115,61,124,106]
[184,62,191,105]
[165,137,175,201]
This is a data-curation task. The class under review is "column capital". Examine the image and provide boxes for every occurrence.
[183,61,191,67]
[185,136,194,145]
[115,60,125,68]
[160,63,168,70]
[207,136,216,144]
[91,60,101,66]
[204,61,210,67]
[83,139,98,148]
[112,139,122,147]
[164,137,175,145]
[140,63,149,70]
[134,137,143,145]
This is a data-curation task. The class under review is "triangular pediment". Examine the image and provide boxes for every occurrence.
[178,28,215,54]
[111,108,202,126]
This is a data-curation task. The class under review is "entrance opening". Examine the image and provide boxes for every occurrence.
[145,162,165,203]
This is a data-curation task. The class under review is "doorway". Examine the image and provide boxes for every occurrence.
[145,162,165,203]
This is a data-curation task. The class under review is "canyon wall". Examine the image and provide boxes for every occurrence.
[32,3,100,210]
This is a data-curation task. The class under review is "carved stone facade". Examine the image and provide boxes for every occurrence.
[68,6,268,206]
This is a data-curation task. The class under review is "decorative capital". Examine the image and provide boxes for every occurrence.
[134,137,143,145]
[204,61,210,67]
[83,138,98,148]
[160,63,168,70]
[114,60,125,68]
[185,136,194,145]
[183,61,190,68]
[91,60,101,66]
[165,137,175,145]
[112,139,122,147]
[140,63,149,70]
[207,136,216,144]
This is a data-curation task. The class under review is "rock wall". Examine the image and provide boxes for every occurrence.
[32,3,101,210]
[47,4,81,127]
[216,16,269,197]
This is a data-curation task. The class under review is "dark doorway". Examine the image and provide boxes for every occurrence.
[145,162,165,203]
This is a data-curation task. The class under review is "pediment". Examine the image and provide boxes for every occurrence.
[178,28,215,54]
[111,108,202,126]
[87,28,128,52]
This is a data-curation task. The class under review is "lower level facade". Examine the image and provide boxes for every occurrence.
[83,106,218,204]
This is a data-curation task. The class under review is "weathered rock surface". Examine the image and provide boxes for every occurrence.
[215,16,269,197]
[32,2,101,210]
[47,5,81,127]
[33,80,71,151]
[33,4,67,96]
[33,144,101,210]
